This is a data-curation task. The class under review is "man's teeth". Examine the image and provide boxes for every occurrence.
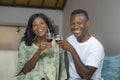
[74,30,80,33]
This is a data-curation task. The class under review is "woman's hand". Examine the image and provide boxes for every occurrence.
[34,40,52,51]
[39,41,52,51]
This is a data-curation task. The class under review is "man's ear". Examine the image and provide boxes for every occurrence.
[86,20,90,28]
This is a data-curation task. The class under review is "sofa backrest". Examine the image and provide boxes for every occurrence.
[101,54,120,80]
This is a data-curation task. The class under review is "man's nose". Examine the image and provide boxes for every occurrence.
[73,24,79,29]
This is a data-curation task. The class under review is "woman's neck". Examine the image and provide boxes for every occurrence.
[36,36,47,43]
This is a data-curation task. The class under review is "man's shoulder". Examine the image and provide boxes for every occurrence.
[90,36,102,45]
[89,36,104,50]
[66,35,75,41]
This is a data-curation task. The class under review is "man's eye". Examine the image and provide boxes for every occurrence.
[77,22,82,25]
[71,23,74,26]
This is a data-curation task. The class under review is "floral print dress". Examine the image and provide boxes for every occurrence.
[13,40,67,80]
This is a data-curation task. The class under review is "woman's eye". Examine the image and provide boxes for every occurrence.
[33,24,37,27]
[41,22,45,25]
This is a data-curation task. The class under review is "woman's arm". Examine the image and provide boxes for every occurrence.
[19,41,52,75]
[21,49,42,74]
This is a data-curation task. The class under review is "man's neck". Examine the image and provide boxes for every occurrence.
[77,32,91,43]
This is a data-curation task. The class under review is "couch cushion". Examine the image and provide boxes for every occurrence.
[101,54,120,80]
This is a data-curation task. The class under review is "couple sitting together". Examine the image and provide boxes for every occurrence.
[13,9,105,80]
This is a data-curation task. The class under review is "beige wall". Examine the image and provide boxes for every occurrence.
[0,26,25,50]
[63,0,120,56]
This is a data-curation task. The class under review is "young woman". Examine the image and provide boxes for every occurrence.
[13,13,67,80]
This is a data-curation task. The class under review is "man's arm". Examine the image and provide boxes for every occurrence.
[69,47,97,79]
[57,40,97,79]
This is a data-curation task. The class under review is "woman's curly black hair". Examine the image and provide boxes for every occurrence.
[21,13,55,46]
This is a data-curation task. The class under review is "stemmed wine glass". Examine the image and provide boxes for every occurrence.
[55,34,64,53]
[46,32,54,42]
[55,34,63,42]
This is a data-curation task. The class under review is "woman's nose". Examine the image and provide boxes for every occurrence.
[37,24,42,28]
[38,24,41,27]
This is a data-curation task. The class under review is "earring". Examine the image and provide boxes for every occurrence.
[32,35,37,41]
[47,28,50,33]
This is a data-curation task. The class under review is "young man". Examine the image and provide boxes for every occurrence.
[57,9,105,80]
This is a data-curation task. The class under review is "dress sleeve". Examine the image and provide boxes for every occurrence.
[59,50,67,80]
[16,42,29,74]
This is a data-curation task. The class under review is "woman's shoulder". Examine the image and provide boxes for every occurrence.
[20,41,39,49]
[19,41,26,47]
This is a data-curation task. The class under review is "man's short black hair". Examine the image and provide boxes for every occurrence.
[71,9,89,20]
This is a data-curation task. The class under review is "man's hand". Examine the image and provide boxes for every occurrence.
[56,40,73,52]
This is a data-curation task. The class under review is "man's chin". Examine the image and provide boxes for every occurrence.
[74,34,81,38]
[73,33,80,37]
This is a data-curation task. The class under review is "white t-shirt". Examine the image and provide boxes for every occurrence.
[67,35,105,80]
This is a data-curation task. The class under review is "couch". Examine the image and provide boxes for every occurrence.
[102,54,120,80]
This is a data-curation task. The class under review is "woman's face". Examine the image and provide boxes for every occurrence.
[32,17,48,37]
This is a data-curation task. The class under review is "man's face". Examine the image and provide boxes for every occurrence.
[70,13,89,38]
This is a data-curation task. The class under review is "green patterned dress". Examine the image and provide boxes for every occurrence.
[13,40,67,80]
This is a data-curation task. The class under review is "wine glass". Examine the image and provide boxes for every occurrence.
[46,33,54,42]
[55,34,63,42]
[55,34,64,53]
